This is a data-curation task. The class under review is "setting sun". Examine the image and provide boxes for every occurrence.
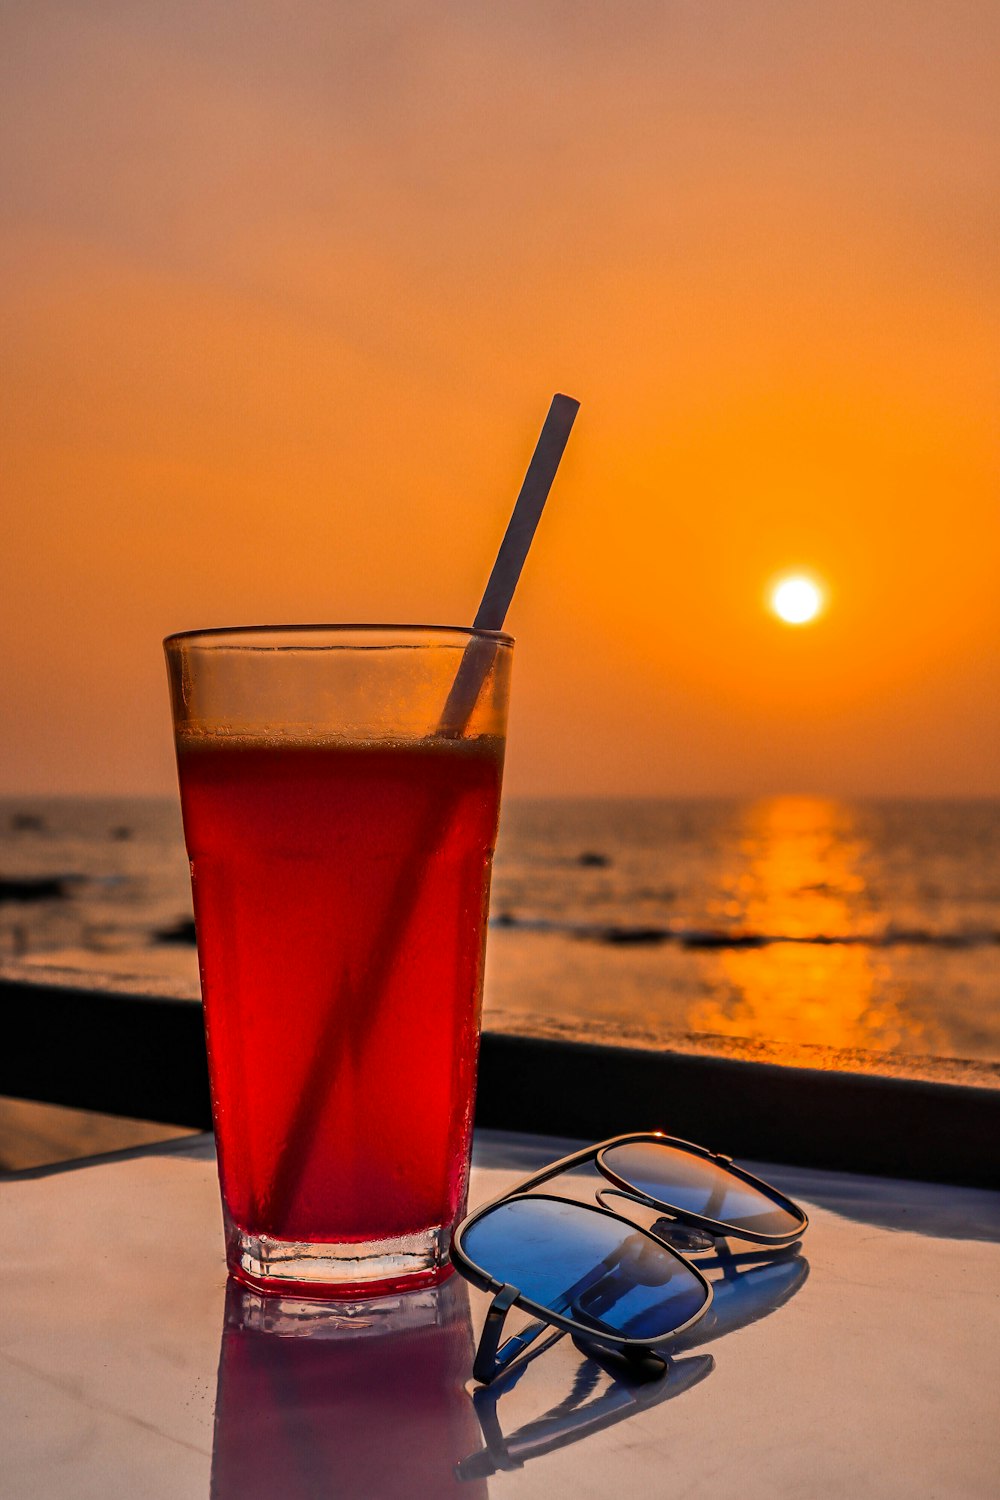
[770,575,824,626]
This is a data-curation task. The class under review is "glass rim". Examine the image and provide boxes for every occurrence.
[163,621,515,650]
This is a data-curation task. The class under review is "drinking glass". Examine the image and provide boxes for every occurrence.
[164,624,512,1295]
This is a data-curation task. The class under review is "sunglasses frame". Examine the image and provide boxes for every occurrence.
[451,1131,808,1383]
[596,1133,809,1247]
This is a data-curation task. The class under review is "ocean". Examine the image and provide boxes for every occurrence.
[1,795,998,1084]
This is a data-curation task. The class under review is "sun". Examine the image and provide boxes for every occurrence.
[770,574,824,626]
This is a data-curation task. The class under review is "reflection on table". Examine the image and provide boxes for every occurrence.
[211,1227,808,1494]
[211,1275,486,1499]
[458,1348,713,1480]
[456,1239,809,1479]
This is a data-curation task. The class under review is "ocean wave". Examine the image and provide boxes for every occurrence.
[489,913,1000,950]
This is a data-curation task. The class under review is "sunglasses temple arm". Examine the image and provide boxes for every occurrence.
[473,1284,555,1385]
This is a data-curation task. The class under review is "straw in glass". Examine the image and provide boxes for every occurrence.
[256,394,580,1235]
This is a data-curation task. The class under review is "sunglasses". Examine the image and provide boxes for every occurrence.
[451,1132,808,1383]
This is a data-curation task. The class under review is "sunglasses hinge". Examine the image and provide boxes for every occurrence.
[473,1283,521,1384]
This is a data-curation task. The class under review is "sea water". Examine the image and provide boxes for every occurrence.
[0,794,997,1078]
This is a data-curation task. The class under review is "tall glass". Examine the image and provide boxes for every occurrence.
[164,625,512,1296]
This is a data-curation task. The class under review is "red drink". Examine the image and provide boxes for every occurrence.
[177,733,504,1291]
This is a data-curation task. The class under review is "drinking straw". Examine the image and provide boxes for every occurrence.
[473,394,581,630]
[440,392,580,733]
[259,394,580,1231]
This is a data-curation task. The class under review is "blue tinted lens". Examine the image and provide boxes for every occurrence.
[602,1142,802,1238]
[461,1197,708,1341]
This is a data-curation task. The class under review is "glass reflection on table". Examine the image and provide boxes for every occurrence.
[211,1274,486,1499]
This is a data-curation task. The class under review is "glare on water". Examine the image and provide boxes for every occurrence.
[687,796,941,1055]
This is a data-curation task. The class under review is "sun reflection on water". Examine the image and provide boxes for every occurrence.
[687,796,940,1056]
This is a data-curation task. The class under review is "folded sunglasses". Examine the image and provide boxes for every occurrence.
[451,1132,808,1383]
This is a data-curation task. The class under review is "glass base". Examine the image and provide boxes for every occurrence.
[226,1221,455,1300]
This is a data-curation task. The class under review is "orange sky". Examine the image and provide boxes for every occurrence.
[2,2,997,796]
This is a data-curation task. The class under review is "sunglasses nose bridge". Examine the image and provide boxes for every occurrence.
[597,1187,720,1253]
[595,1184,662,1218]
[597,1156,663,1209]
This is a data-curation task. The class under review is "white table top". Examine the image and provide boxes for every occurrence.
[3,1130,999,1498]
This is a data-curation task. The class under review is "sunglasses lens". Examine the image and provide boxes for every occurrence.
[601,1141,802,1238]
[461,1196,708,1342]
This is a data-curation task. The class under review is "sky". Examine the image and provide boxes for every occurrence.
[2,1,997,797]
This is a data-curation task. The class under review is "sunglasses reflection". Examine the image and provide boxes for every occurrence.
[456,1237,809,1480]
[671,1239,809,1350]
[457,1344,714,1480]
[210,1275,487,1499]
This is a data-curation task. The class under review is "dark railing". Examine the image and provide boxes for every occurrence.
[2,976,998,1188]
